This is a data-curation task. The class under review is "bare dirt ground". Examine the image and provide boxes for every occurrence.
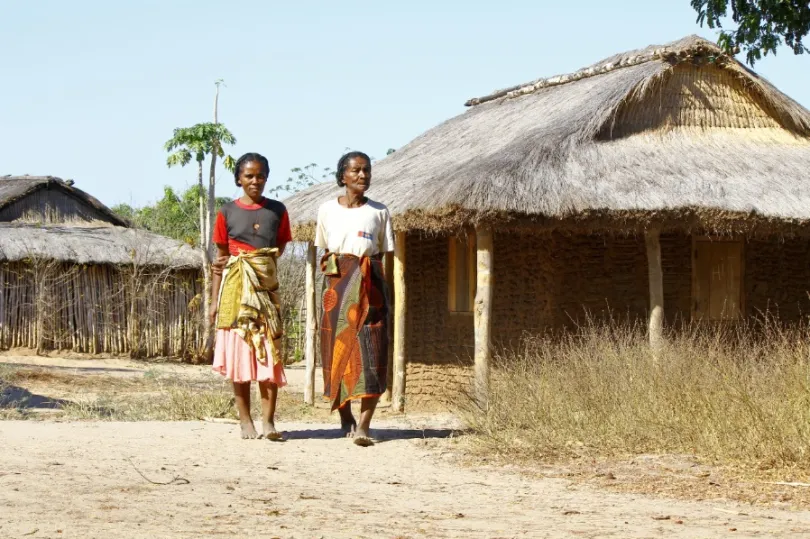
[3,355,810,538]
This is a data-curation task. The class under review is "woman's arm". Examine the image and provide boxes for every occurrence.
[276,210,292,258]
[209,244,230,323]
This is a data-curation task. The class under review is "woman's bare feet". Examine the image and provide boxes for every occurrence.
[262,421,284,441]
[240,420,259,439]
[352,396,379,446]
[338,404,357,438]
[258,381,282,440]
[353,425,374,446]
[234,382,257,439]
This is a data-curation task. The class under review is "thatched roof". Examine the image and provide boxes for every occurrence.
[284,35,810,238]
[0,223,201,268]
[0,176,128,226]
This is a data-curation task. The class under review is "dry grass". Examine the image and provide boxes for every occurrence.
[462,317,810,474]
[0,364,327,423]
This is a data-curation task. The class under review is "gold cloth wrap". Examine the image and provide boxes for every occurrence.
[215,248,283,365]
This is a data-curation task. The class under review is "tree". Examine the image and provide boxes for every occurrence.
[112,186,230,246]
[164,113,236,353]
[692,0,810,65]
[266,163,333,199]
[164,123,236,248]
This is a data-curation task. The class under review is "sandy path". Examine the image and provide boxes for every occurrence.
[2,419,810,538]
[0,355,317,390]
[0,355,220,381]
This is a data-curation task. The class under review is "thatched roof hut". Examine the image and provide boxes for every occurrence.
[0,176,202,358]
[285,36,810,410]
[0,175,128,226]
[287,35,810,236]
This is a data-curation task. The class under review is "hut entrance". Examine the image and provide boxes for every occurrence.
[692,238,744,320]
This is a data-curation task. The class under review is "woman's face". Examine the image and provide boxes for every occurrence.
[342,156,371,194]
[238,161,267,199]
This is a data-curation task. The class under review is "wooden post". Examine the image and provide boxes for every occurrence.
[382,251,395,403]
[303,243,318,406]
[474,226,493,410]
[391,232,407,413]
[645,228,665,353]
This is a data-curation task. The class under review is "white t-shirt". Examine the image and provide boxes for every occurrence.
[314,198,395,257]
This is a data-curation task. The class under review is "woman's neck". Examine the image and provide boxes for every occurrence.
[340,191,366,208]
[239,194,263,206]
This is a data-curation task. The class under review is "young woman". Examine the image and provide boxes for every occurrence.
[210,152,290,440]
[315,151,395,446]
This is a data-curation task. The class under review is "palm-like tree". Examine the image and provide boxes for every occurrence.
[164,122,236,350]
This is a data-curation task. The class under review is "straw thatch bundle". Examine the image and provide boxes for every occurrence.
[285,36,810,237]
[0,223,200,268]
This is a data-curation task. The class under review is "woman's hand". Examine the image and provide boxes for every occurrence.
[320,249,331,273]
[211,253,230,276]
[209,303,218,325]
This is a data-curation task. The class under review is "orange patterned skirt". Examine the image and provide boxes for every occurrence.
[320,254,388,410]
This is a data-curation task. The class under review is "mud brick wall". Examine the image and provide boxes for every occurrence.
[548,232,648,329]
[402,230,809,409]
[491,232,691,339]
[746,237,810,321]
[403,233,474,409]
[403,231,694,409]
[404,363,474,410]
[661,232,693,325]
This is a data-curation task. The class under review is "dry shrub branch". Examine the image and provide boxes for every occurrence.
[0,241,202,359]
[462,316,810,472]
[274,242,324,365]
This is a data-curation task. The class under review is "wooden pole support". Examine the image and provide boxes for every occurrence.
[382,251,395,404]
[391,232,407,413]
[645,228,665,353]
[303,243,318,405]
[474,226,493,410]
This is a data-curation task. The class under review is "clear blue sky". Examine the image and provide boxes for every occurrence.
[2,1,808,208]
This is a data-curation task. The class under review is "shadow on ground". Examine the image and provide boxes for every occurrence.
[1,362,142,376]
[0,384,70,409]
[284,427,460,443]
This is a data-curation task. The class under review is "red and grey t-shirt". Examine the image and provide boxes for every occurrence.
[213,198,292,255]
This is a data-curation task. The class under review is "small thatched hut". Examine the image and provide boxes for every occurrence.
[285,36,810,409]
[0,176,202,357]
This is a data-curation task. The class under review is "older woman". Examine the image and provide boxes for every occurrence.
[315,151,394,446]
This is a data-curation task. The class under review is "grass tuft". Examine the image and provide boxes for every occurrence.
[461,317,810,472]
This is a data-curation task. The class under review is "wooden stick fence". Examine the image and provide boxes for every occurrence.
[0,261,202,358]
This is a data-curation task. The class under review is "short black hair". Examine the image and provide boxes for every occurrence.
[234,152,270,186]
[335,151,371,187]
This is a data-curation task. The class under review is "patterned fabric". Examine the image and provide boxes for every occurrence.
[321,254,389,410]
[216,248,283,366]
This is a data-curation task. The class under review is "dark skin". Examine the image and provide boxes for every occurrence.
[321,156,378,445]
[210,160,287,440]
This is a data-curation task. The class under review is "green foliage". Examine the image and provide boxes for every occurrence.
[222,154,236,173]
[266,150,396,199]
[267,163,333,199]
[112,185,230,246]
[164,122,237,167]
[692,0,810,65]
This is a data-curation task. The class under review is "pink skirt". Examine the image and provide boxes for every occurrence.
[212,329,287,385]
